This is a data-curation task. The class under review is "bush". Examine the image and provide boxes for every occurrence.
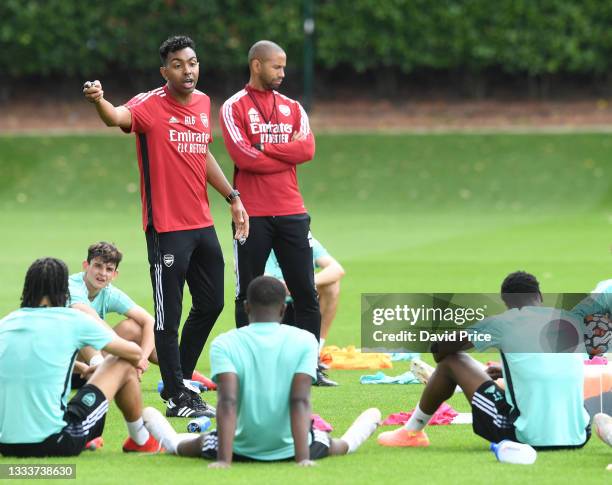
[1,0,612,79]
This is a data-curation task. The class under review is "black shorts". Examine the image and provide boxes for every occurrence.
[71,373,87,390]
[0,385,108,457]
[199,426,331,462]
[471,381,517,443]
[471,381,592,449]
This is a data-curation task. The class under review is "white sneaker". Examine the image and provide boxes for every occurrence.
[410,359,435,384]
[410,358,463,393]
[594,413,612,447]
[340,408,382,453]
[143,407,179,453]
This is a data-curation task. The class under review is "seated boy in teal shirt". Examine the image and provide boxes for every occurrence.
[69,242,156,379]
[142,276,380,467]
[378,271,590,450]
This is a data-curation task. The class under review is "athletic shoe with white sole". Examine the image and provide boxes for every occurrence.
[189,391,216,418]
[122,434,164,453]
[410,359,435,384]
[594,412,612,447]
[377,428,430,447]
[410,358,463,393]
[165,390,215,418]
[315,368,338,387]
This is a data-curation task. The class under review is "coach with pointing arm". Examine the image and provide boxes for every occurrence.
[83,35,249,418]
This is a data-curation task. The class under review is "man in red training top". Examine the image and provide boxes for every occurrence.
[220,40,331,385]
[83,35,248,418]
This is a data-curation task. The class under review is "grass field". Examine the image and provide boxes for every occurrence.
[1,132,612,483]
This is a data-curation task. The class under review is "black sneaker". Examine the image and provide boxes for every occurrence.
[315,368,338,387]
[188,391,216,418]
[166,391,215,418]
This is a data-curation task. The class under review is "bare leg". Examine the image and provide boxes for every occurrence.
[114,319,158,364]
[113,367,143,422]
[177,433,209,457]
[419,353,492,414]
[86,356,141,421]
[329,437,349,455]
[317,281,340,340]
[114,319,141,343]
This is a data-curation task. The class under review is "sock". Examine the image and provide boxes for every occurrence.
[127,418,150,446]
[319,338,326,352]
[404,405,432,432]
[340,408,380,453]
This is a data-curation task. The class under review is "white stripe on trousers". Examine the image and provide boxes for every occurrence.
[153,232,165,331]
[233,239,240,298]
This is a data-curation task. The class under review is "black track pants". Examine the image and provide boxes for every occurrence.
[146,226,224,398]
[233,214,321,340]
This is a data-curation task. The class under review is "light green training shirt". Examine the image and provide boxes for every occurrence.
[210,323,318,460]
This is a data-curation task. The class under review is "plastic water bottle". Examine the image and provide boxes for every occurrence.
[490,440,537,465]
[157,380,207,393]
[187,416,212,433]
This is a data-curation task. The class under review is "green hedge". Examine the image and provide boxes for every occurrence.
[2,0,612,78]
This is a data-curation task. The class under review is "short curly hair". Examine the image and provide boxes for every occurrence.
[159,35,196,65]
[247,276,286,310]
[87,241,123,268]
[501,271,541,308]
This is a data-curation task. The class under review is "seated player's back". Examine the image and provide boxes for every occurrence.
[0,307,112,444]
[210,322,318,460]
[502,352,586,446]
[474,306,589,447]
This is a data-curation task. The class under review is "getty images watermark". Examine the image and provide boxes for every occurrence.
[361,293,600,354]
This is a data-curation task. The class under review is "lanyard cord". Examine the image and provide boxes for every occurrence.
[246,90,277,133]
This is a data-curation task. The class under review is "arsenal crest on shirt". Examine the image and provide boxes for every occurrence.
[200,113,209,128]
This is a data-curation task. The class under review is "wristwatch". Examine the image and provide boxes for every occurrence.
[253,143,264,152]
[225,189,240,204]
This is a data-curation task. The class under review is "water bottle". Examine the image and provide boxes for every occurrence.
[187,416,212,433]
[490,440,537,465]
[157,380,207,393]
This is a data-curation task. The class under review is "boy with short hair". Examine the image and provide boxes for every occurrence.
[69,241,156,377]
[378,271,590,450]
[144,276,380,467]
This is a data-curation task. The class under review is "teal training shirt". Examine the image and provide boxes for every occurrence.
[264,238,330,303]
[68,272,135,320]
[210,323,318,460]
[472,306,589,447]
[0,307,114,444]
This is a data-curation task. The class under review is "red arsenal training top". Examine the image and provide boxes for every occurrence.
[124,85,214,233]
[219,84,315,217]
